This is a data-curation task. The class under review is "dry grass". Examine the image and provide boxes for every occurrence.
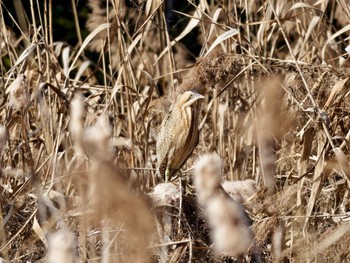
[1,0,350,262]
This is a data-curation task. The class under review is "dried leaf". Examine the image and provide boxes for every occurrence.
[324,78,349,108]
[205,28,239,56]
[62,46,70,77]
[67,23,112,78]
[32,216,48,248]
[322,24,350,62]
[154,3,206,64]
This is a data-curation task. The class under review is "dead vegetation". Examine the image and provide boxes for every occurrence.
[1,0,350,262]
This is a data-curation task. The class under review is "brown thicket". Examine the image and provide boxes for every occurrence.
[1,0,350,262]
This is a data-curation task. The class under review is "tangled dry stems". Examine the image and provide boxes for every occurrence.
[1,0,350,262]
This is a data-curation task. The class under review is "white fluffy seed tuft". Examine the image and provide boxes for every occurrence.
[193,153,255,257]
[47,230,76,263]
[193,153,222,205]
[7,74,30,109]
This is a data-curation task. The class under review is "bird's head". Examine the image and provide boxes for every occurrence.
[178,90,205,108]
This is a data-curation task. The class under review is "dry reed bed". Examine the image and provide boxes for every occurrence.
[1,0,350,262]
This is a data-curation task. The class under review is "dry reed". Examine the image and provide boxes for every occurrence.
[0,0,350,261]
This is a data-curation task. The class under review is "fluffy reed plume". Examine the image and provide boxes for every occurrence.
[86,0,124,51]
[272,223,285,262]
[83,115,114,161]
[193,153,222,206]
[69,94,85,157]
[177,51,243,95]
[222,179,257,204]
[193,153,255,258]
[85,0,128,69]
[3,0,350,261]
[77,115,156,262]
[47,230,76,263]
[206,195,254,257]
[150,182,181,207]
[149,182,181,262]
[6,74,30,109]
[256,77,287,195]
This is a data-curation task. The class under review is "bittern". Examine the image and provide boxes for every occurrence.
[157,90,205,182]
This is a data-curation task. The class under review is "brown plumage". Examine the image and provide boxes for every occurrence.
[156,91,205,181]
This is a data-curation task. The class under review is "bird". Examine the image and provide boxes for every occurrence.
[156,90,205,182]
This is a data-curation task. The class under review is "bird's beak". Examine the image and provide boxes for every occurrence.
[182,91,205,107]
[192,93,205,100]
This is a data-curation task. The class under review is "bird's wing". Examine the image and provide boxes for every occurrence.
[156,109,175,172]
[167,108,195,172]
